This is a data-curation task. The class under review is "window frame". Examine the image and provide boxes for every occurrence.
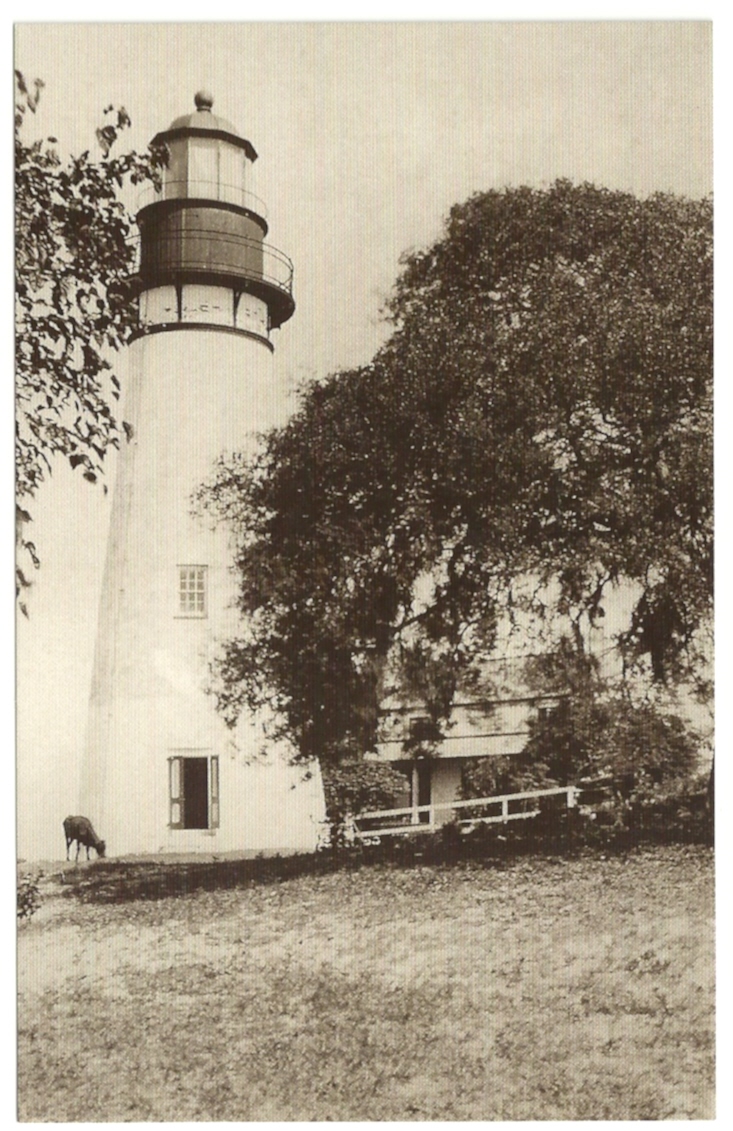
[176,564,208,619]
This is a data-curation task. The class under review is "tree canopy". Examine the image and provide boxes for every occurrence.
[201,180,713,766]
[15,72,164,606]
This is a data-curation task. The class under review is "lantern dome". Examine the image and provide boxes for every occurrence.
[153,92,258,162]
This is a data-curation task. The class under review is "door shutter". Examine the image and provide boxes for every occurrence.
[169,757,184,829]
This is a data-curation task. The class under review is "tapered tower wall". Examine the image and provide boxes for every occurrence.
[81,97,325,856]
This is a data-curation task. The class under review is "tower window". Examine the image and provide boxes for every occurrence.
[178,565,207,617]
[169,754,220,830]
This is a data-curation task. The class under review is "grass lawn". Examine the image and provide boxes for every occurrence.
[18,844,714,1121]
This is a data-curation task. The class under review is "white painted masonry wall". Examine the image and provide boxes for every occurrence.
[81,316,325,856]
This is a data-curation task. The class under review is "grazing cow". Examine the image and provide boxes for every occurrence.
[63,816,106,861]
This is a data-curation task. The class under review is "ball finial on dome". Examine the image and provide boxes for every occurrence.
[194,90,214,112]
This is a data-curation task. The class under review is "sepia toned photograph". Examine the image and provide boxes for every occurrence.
[16,21,713,1121]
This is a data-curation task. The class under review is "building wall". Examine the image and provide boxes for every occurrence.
[376,695,560,763]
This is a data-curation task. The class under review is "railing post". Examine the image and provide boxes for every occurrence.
[502,798,509,821]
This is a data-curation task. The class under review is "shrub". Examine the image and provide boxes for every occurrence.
[17,873,41,921]
[320,760,410,848]
[621,770,712,842]
[458,684,710,854]
[602,704,699,796]
[461,751,554,799]
[462,695,701,803]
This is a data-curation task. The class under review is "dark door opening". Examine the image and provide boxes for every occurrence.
[183,757,209,829]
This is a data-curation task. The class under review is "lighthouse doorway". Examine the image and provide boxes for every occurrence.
[183,758,209,829]
[169,754,220,830]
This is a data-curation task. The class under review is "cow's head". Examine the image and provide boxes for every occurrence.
[97,840,107,858]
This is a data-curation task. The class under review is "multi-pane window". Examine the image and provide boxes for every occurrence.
[169,754,220,830]
[178,565,207,617]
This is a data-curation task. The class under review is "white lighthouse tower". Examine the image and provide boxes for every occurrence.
[82,93,324,856]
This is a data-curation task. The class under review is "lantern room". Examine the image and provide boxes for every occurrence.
[152,90,260,212]
[133,92,294,338]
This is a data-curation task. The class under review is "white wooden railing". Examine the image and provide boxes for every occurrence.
[352,785,579,842]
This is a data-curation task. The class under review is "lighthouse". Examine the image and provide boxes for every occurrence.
[81,93,324,856]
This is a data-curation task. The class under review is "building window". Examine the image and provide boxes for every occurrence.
[169,754,219,830]
[407,715,442,751]
[178,565,207,617]
[409,715,433,741]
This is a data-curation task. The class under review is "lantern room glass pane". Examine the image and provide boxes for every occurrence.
[188,138,217,198]
[219,144,244,206]
[164,139,188,200]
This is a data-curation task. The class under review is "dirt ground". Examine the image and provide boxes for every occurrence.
[18,844,714,1121]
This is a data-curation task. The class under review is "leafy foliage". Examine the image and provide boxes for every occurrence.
[15,72,165,608]
[17,872,42,921]
[382,181,712,684]
[201,181,712,763]
[320,761,409,847]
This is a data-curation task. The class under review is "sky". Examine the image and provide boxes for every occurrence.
[14,21,714,863]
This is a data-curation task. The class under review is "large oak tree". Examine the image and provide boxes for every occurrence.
[201,181,712,766]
